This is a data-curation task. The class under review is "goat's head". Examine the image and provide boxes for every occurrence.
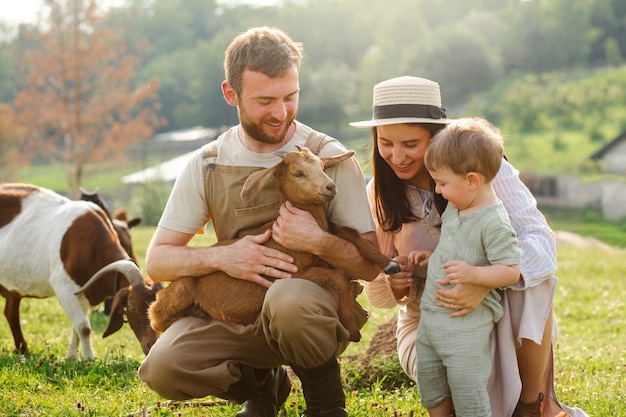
[75,260,161,354]
[80,188,142,261]
[80,187,112,219]
[241,146,356,204]
[111,208,142,261]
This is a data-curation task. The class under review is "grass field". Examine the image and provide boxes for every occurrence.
[0,226,624,416]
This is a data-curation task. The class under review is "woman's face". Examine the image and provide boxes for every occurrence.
[376,124,432,187]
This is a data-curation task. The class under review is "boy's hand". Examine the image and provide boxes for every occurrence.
[441,260,476,285]
[408,250,432,268]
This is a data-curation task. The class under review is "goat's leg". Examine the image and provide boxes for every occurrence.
[332,226,401,274]
[52,282,95,360]
[297,266,362,342]
[194,273,267,325]
[4,296,28,354]
[350,280,368,320]
[148,277,198,333]
[66,329,82,360]
[337,278,363,342]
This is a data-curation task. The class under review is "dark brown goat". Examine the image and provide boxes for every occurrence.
[148,146,399,342]
[80,187,143,315]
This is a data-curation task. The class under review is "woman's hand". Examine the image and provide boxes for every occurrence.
[435,277,492,317]
[388,256,413,300]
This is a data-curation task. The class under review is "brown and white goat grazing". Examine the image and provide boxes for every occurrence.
[0,183,162,360]
[148,146,399,342]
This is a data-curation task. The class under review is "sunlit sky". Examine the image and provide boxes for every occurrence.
[2,0,47,24]
[1,0,279,25]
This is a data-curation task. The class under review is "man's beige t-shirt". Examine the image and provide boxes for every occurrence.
[158,122,375,239]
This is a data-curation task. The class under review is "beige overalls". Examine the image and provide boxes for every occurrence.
[138,131,368,400]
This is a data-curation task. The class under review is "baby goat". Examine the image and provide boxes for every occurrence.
[148,146,399,342]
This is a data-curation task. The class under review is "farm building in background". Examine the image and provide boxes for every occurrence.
[123,126,220,185]
[521,129,626,220]
[590,129,626,175]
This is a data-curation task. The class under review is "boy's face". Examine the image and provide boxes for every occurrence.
[430,167,472,211]
[236,67,299,147]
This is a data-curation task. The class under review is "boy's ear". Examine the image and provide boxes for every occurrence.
[466,172,481,190]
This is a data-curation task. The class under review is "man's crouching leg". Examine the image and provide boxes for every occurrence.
[221,365,292,417]
[262,279,361,417]
[290,356,347,417]
[138,316,286,408]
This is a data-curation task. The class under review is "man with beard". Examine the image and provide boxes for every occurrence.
[138,27,380,417]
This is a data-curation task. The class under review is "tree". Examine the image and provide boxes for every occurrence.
[417,27,501,105]
[0,26,18,104]
[299,62,358,131]
[501,0,592,76]
[0,104,22,182]
[12,0,163,197]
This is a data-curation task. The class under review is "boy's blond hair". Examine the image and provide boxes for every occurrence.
[424,117,504,182]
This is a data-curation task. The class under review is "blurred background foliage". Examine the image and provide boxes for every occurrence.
[1,0,626,217]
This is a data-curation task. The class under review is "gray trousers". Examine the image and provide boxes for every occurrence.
[416,306,494,417]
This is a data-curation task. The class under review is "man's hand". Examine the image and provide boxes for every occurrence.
[221,229,297,288]
[272,201,325,254]
[272,201,381,281]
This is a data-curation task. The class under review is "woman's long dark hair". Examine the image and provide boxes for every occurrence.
[371,124,448,233]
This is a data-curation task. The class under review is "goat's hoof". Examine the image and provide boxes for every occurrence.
[349,331,361,342]
[351,280,364,295]
[383,261,401,275]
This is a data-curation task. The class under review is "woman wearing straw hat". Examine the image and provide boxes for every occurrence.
[351,76,588,417]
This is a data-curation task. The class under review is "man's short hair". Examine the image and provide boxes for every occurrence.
[224,26,303,97]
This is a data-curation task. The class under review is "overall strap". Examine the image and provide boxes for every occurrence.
[199,130,337,241]
[303,130,336,155]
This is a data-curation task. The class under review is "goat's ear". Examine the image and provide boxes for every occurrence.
[127,217,142,228]
[241,166,278,202]
[113,207,128,221]
[103,288,129,338]
[321,150,355,169]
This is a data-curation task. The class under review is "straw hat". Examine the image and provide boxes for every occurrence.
[350,76,451,127]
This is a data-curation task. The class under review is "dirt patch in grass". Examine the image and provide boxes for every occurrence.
[365,316,398,360]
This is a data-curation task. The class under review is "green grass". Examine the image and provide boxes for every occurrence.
[0,224,624,416]
[550,246,626,416]
[540,205,626,249]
